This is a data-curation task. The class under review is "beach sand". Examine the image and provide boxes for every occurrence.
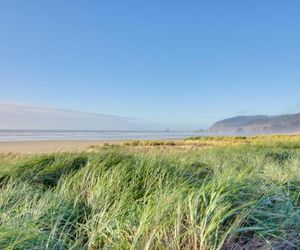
[0,140,120,154]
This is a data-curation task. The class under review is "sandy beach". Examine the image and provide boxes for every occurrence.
[0,140,118,153]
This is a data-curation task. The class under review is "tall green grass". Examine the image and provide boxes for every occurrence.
[0,143,300,249]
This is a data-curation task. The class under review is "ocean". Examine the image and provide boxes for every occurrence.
[0,130,206,142]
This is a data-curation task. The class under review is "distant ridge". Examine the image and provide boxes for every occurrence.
[210,113,300,134]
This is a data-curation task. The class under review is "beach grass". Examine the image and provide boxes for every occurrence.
[0,135,300,249]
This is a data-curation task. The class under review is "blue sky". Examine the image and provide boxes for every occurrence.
[0,1,300,129]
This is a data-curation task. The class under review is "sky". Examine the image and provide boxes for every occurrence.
[0,103,154,130]
[0,1,300,130]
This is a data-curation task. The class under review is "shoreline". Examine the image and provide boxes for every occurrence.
[0,140,123,154]
[0,139,180,154]
[2,133,300,154]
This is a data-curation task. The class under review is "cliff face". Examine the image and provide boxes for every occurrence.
[210,114,300,134]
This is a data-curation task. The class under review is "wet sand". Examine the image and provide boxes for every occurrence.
[0,140,121,153]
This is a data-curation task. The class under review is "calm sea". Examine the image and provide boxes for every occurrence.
[0,130,208,142]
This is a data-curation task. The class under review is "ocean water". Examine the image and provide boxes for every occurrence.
[0,130,207,142]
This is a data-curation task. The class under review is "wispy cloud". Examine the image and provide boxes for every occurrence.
[0,103,148,130]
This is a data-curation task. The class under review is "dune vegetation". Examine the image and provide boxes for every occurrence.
[0,135,300,249]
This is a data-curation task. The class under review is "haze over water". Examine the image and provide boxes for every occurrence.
[0,130,206,142]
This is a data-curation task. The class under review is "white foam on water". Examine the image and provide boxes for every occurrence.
[0,130,210,142]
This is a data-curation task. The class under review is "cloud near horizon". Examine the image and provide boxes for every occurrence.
[0,103,154,130]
